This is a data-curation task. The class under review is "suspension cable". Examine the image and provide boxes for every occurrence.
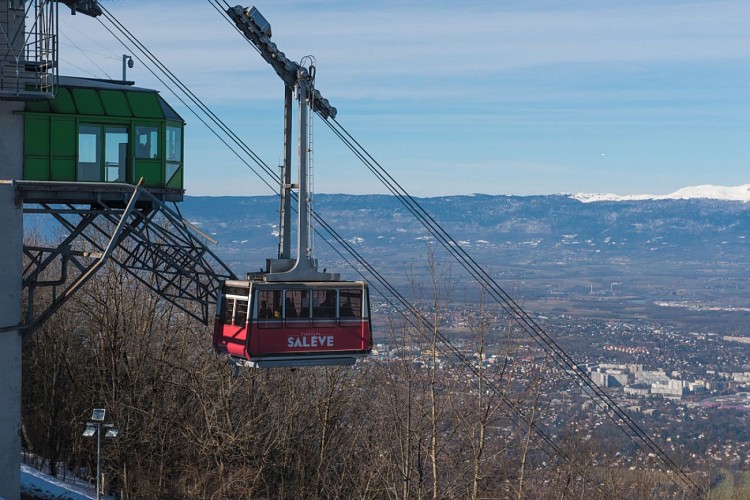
[98,5,276,187]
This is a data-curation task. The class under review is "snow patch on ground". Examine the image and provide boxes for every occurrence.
[21,464,95,500]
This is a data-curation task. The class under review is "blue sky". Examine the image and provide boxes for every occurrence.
[59,0,749,196]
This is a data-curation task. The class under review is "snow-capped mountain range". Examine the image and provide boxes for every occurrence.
[571,184,750,203]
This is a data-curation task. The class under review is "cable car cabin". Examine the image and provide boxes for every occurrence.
[21,76,185,205]
[214,280,373,368]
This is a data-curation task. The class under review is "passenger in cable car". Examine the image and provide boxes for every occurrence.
[136,137,150,158]
[285,297,298,318]
[259,300,271,319]
[316,291,336,318]
[341,300,355,318]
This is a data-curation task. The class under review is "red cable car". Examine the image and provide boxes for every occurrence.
[214,280,372,367]
[212,56,373,367]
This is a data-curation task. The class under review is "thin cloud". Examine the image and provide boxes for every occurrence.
[60,1,750,100]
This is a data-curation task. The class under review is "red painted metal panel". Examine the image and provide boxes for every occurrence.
[250,321,370,356]
[213,322,248,358]
[214,320,371,361]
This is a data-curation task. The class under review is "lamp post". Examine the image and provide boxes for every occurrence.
[83,408,119,500]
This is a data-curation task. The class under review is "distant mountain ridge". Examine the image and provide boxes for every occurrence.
[175,191,750,329]
[571,183,750,203]
[179,190,750,275]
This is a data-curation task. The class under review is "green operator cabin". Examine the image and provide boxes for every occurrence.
[22,76,185,201]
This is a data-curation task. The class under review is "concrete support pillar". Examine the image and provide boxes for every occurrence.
[0,100,24,500]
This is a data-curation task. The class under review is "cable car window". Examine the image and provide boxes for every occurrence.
[222,296,234,325]
[313,290,337,318]
[285,290,309,319]
[339,289,362,318]
[234,298,248,326]
[256,289,282,319]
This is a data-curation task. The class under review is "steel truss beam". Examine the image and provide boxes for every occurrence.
[12,182,236,337]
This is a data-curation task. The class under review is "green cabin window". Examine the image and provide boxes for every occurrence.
[77,124,101,181]
[105,126,128,182]
[136,126,158,159]
[78,124,130,182]
[166,125,182,184]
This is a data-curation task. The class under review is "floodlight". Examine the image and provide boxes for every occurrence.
[105,428,119,439]
[82,425,97,437]
[91,408,106,422]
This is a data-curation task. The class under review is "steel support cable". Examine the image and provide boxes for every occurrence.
[244,172,591,482]
[206,0,264,59]
[97,8,273,179]
[321,119,639,424]
[281,180,585,481]
[60,30,112,79]
[292,194,576,479]
[91,28,270,197]
[97,7,277,187]
[95,14,273,184]
[322,118,701,497]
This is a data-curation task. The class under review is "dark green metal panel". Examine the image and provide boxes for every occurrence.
[49,116,76,181]
[50,116,76,158]
[71,88,104,116]
[50,88,77,114]
[134,159,163,188]
[99,90,132,117]
[50,158,76,181]
[24,158,50,181]
[25,115,50,156]
[127,92,163,119]
[166,165,183,189]
[159,96,183,122]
